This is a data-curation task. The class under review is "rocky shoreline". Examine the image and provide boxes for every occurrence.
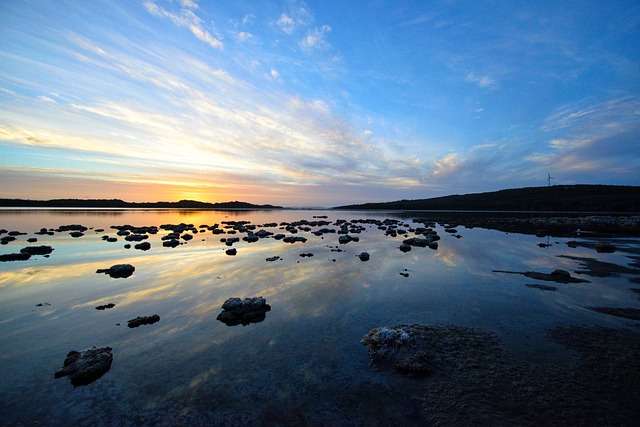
[362,323,640,425]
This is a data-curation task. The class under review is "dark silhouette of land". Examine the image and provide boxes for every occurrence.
[0,198,283,209]
[334,185,640,212]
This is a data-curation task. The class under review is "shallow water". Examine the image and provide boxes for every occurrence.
[0,209,638,425]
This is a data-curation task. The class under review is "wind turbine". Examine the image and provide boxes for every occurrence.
[546,173,554,187]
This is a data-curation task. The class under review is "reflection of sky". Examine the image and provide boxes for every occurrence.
[1,210,639,424]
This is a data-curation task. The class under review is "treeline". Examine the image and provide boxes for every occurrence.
[0,198,283,209]
[335,185,640,212]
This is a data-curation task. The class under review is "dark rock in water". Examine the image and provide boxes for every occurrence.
[106,237,118,242]
[54,346,113,387]
[27,237,38,243]
[299,252,314,258]
[124,234,148,242]
[266,256,281,262]
[217,297,271,326]
[95,303,116,310]
[127,314,160,328]
[8,230,27,236]
[225,248,237,256]
[524,269,588,283]
[399,244,412,253]
[525,283,558,291]
[134,241,151,251]
[283,236,307,244]
[358,252,370,261]
[36,302,51,307]
[493,268,589,283]
[587,307,640,320]
[96,264,135,278]
[7,243,39,257]
[0,252,31,262]
[69,231,84,238]
[595,242,616,253]
[124,244,131,249]
[402,237,432,248]
[1,236,16,244]
[162,239,180,248]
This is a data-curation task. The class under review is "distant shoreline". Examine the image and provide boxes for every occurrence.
[0,198,284,210]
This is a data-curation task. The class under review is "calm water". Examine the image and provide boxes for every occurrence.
[0,209,638,425]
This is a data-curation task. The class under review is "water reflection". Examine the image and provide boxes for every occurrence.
[0,209,638,425]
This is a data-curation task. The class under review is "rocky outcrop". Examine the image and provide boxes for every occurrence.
[0,252,31,262]
[127,314,160,328]
[216,297,271,326]
[96,264,135,278]
[54,346,113,387]
[20,246,53,256]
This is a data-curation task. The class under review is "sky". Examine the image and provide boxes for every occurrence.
[1,0,639,207]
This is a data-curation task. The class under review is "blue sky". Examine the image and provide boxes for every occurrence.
[1,0,638,206]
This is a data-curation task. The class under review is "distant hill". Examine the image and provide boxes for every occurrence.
[0,198,283,209]
[334,185,640,212]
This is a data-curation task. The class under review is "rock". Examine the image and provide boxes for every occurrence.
[134,242,151,251]
[283,236,307,244]
[20,245,53,255]
[266,256,281,262]
[95,303,116,310]
[243,234,259,243]
[395,350,432,376]
[493,268,590,283]
[1,236,16,244]
[96,264,135,278]
[124,234,148,242]
[358,252,370,261]
[0,253,31,262]
[127,314,160,328]
[217,297,271,326]
[54,346,113,387]
[525,283,557,291]
[106,237,118,242]
[27,237,37,243]
[587,307,640,320]
[69,232,84,238]
[225,248,237,256]
[124,244,131,249]
[338,235,352,244]
[163,238,180,248]
[299,253,314,258]
[595,242,616,253]
[399,244,412,253]
[36,302,51,307]
[361,326,411,351]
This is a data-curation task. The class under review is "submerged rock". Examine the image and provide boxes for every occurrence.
[127,314,160,328]
[587,307,640,320]
[95,303,116,310]
[217,297,271,326]
[96,264,135,278]
[54,346,113,387]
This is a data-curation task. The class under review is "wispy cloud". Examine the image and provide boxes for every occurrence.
[143,0,223,50]
[300,25,332,52]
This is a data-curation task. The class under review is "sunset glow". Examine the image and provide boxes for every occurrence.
[1,1,638,206]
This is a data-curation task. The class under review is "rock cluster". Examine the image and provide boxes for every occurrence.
[216,297,271,326]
